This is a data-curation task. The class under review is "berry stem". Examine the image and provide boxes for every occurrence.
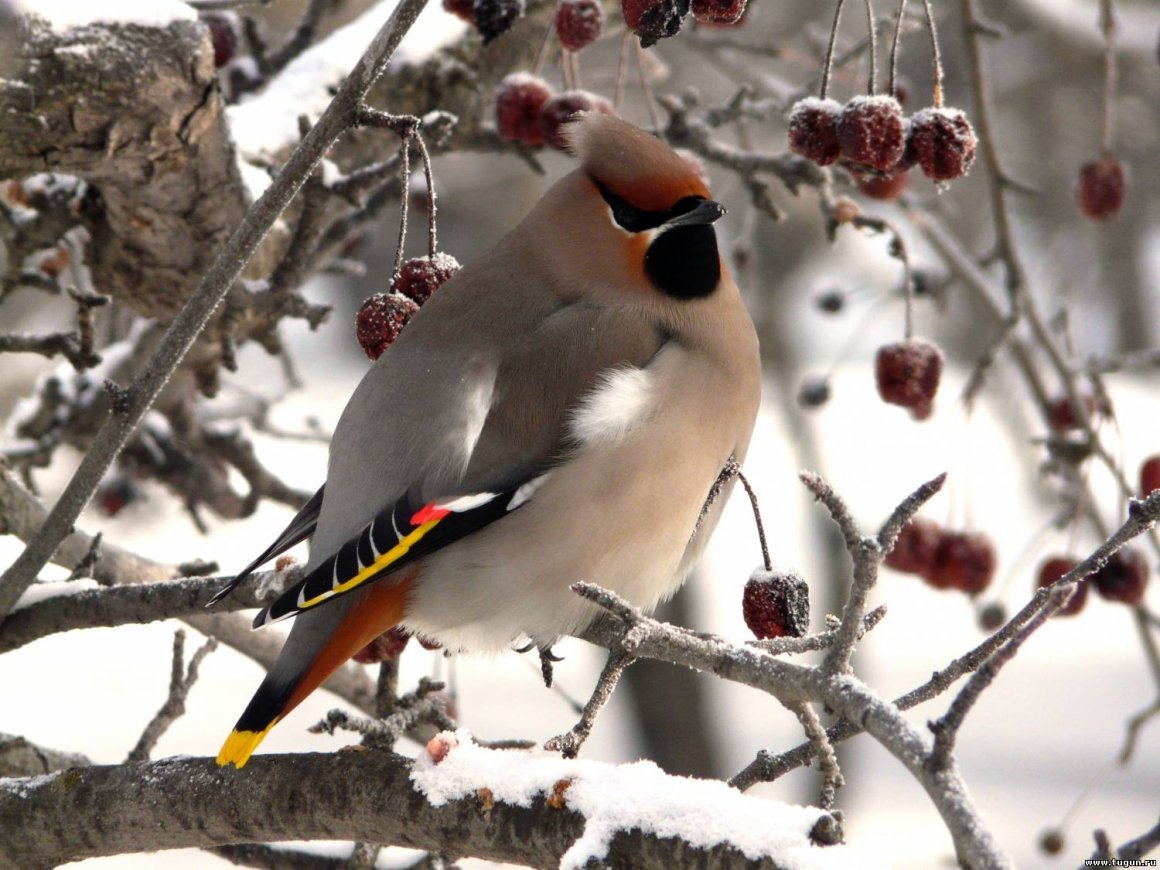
[413,130,438,258]
[820,0,847,100]
[532,18,555,75]
[635,40,663,133]
[862,0,878,94]
[920,0,943,107]
[888,0,907,98]
[392,133,411,282]
[614,30,631,109]
[736,470,772,571]
[1099,0,1117,155]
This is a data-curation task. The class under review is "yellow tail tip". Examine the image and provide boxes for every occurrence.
[216,723,276,768]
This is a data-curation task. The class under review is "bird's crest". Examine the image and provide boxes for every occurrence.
[564,113,711,212]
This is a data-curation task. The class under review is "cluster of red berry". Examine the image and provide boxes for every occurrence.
[875,338,943,420]
[622,0,746,46]
[1033,548,1149,617]
[355,253,461,361]
[443,0,526,44]
[789,95,976,199]
[496,73,615,150]
[886,518,996,596]
[742,569,810,640]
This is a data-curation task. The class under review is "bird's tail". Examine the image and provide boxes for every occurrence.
[217,576,413,768]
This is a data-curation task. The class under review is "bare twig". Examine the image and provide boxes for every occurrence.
[789,702,843,809]
[544,649,635,759]
[127,630,218,762]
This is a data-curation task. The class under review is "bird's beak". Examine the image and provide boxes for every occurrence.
[664,199,726,229]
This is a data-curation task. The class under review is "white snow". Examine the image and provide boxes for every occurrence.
[412,729,878,869]
[12,0,196,31]
[12,578,100,611]
[225,0,466,165]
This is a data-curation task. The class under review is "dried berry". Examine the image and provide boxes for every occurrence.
[691,0,746,26]
[885,517,943,576]
[925,531,996,594]
[622,0,689,47]
[443,0,475,22]
[391,253,461,306]
[977,602,1007,632]
[1140,455,1160,496]
[838,95,906,173]
[742,569,810,640]
[1038,828,1064,856]
[474,0,525,44]
[496,73,554,146]
[1092,548,1149,605]
[555,0,604,51]
[356,293,419,361]
[1076,157,1126,221]
[797,376,831,409]
[1036,556,1086,617]
[907,107,977,181]
[539,90,615,150]
[353,627,411,663]
[815,289,845,314]
[875,339,943,419]
[787,98,842,166]
[203,13,238,67]
[855,169,910,201]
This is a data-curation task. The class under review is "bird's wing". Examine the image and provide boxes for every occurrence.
[207,485,325,606]
[252,300,666,628]
[252,475,549,627]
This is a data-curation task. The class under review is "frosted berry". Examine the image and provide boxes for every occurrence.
[787,98,842,166]
[885,518,942,576]
[1092,548,1149,605]
[203,13,238,67]
[838,96,906,173]
[540,90,615,150]
[555,0,604,51]
[474,0,525,44]
[391,253,461,305]
[353,627,411,663]
[908,108,977,181]
[742,570,810,640]
[855,169,909,201]
[875,339,943,419]
[925,531,996,594]
[356,293,419,361]
[622,0,690,47]
[1076,157,1126,221]
[691,0,746,26]
[443,0,474,22]
[496,73,554,146]
[1140,455,1160,496]
[1036,557,1086,617]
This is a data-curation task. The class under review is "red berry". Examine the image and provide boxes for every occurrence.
[1092,548,1149,605]
[691,0,746,25]
[1076,157,1126,221]
[925,531,996,594]
[1047,393,1107,432]
[96,474,141,517]
[885,517,943,576]
[539,90,615,151]
[907,107,977,182]
[787,98,842,166]
[1140,455,1160,496]
[496,73,554,146]
[352,627,411,663]
[474,0,525,44]
[203,13,238,68]
[875,339,943,419]
[356,293,419,361]
[391,253,461,305]
[855,169,910,200]
[555,0,604,51]
[742,570,810,640]
[838,96,906,173]
[1036,557,1086,617]
[1039,829,1065,856]
[443,0,474,22]
[621,0,690,47]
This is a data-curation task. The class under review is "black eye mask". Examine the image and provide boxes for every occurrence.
[592,177,705,233]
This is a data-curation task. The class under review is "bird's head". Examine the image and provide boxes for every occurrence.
[522,113,728,305]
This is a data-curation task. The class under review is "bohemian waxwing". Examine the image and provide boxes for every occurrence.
[213,113,761,767]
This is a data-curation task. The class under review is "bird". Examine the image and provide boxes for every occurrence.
[213,113,762,768]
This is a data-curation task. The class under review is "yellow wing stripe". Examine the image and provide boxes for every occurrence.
[296,518,443,611]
